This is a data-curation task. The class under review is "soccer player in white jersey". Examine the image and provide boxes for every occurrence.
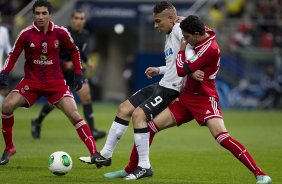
[79,1,203,169]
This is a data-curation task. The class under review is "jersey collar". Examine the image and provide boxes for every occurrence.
[32,21,54,32]
[195,27,215,50]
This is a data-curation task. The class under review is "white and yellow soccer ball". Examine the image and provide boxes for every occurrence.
[48,151,72,176]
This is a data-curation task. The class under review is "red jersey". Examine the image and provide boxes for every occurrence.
[176,28,220,98]
[2,21,82,83]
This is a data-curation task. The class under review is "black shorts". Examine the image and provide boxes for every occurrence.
[129,83,179,120]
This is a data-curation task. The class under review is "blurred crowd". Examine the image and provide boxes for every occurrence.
[0,0,281,109]
[206,0,282,109]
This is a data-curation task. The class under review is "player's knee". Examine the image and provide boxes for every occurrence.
[1,99,15,113]
[80,95,91,104]
[117,101,134,117]
[132,108,146,123]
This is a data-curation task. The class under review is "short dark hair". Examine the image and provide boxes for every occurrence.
[180,15,205,35]
[153,1,175,14]
[32,0,52,14]
[71,9,85,18]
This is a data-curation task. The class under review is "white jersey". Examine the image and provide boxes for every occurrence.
[0,25,12,69]
[159,23,194,92]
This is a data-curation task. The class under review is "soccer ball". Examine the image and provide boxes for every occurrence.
[48,151,72,176]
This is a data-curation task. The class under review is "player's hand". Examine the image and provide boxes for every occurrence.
[190,70,204,82]
[174,16,185,23]
[180,37,187,51]
[0,72,8,88]
[145,67,159,79]
[73,74,83,91]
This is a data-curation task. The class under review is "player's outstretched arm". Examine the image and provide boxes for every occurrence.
[144,67,160,79]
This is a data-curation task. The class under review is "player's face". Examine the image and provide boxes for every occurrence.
[182,31,198,46]
[153,11,174,34]
[34,6,51,30]
[71,12,86,32]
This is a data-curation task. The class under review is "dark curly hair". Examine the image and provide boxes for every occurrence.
[153,1,175,14]
[180,15,205,35]
[32,0,52,14]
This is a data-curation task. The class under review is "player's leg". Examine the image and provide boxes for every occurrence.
[104,120,160,178]
[0,92,27,165]
[56,96,97,156]
[207,118,271,184]
[79,85,156,165]
[85,99,136,166]
[125,86,179,180]
[76,81,106,140]
[31,103,54,139]
[125,108,177,180]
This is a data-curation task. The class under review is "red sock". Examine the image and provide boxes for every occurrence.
[216,132,266,176]
[124,120,159,174]
[2,112,14,150]
[74,119,97,155]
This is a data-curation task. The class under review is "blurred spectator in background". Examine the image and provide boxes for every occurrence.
[260,64,282,109]
[225,0,245,18]
[0,0,12,17]
[207,3,224,30]
[229,19,253,53]
[0,11,12,105]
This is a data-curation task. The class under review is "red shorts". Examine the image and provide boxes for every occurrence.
[168,93,223,126]
[12,78,73,108]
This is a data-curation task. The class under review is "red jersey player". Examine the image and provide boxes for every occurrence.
[0,0,97,165]
[123,15,271,184]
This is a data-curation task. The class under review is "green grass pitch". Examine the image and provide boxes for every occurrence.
[0,103,281,184]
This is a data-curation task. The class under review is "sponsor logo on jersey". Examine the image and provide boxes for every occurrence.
[33,59,53,65]
[164,48,173,57]
[40,55,47,61]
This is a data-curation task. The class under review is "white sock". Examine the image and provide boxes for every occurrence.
[100,121,128,158]
[134,132,150,169]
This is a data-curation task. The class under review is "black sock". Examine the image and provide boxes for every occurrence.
[37,103,54,124]
[83,104,95,132]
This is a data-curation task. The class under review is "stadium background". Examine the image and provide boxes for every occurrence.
[1,0,281,109]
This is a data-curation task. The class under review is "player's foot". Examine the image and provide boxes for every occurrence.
[92,129,106,141]
[31,118,41,139]
[0,148,16,165]
[256,175,272,184]
[79,152,111,166]
[104,169,128,179]
[124,166,153,180]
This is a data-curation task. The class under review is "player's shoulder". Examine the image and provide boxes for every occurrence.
[54,25,68,33]
[18,25,33,37]
[171,23,182,39]
[81,29,89,36]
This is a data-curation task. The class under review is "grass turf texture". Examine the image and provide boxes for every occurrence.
[0,103,281,184]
